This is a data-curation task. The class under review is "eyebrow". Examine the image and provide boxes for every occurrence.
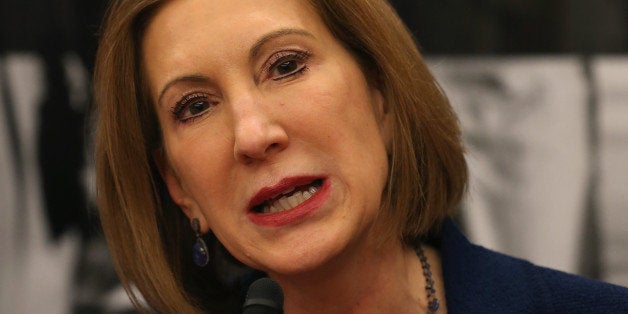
[157,28,315,107]
[157,74,211,107]
[249,28,315,59]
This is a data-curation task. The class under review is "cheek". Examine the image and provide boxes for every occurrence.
[164,134,234,205]
[305,83,384,150]
[289,76,389,179]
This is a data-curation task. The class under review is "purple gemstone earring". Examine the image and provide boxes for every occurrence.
[191,218,210,267]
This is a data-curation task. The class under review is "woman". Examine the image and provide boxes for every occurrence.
[94,0,628,313]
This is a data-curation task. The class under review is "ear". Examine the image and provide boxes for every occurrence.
[371,89,392,153]
[153,148,207,228]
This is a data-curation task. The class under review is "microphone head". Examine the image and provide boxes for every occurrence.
[243,277,284,314]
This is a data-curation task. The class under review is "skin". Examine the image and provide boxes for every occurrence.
[143,0,446,312]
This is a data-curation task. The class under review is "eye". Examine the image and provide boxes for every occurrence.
[275,60,299,76]
[171,93,215,123]
[267,50,310,81]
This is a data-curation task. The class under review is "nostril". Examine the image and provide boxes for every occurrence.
[268,142,280,150]
[265,140,288,155]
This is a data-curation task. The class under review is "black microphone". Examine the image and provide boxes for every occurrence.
[243,277,284,314]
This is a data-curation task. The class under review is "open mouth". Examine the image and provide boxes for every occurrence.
[252,179,323,214]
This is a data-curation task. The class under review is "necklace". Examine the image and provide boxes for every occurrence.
[416,245,440,313]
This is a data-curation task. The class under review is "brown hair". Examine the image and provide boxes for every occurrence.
[94,0,467,312]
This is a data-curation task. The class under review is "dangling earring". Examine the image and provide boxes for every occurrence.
[191,218,210,267]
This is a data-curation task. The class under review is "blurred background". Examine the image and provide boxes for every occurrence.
[0,0,626,313]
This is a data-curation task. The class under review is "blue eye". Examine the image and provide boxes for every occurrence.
[172,93,214,123]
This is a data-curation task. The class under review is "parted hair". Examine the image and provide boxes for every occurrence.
[94,0,467,312]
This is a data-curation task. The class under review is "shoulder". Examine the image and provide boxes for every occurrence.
[529,263,628,312]
[439,219,628,313]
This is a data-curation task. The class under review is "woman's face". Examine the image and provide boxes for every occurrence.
[143,0,391,276]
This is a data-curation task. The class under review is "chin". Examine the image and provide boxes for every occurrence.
[255,227,360,279]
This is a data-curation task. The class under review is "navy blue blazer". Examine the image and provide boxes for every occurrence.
[439,219,628,313]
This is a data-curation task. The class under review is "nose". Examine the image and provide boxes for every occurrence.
[232,93,289,163]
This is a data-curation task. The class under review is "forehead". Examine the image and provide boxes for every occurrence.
[143,0,325,51]
[141,0,333,96]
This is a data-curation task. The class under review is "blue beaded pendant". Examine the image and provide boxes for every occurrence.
[193,237,210,267]
[428,298,440,313]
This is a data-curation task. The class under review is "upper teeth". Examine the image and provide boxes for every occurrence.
[262,185,319,214]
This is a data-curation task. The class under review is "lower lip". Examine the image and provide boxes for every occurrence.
[247,179,331,227]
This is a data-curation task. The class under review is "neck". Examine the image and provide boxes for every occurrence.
[270,237,436,314]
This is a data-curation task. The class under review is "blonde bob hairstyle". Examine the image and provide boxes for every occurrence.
[94,0,468,312]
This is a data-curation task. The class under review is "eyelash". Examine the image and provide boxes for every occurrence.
[170,50,311,124]
[170,92,214,124]
[266,50,311,81]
